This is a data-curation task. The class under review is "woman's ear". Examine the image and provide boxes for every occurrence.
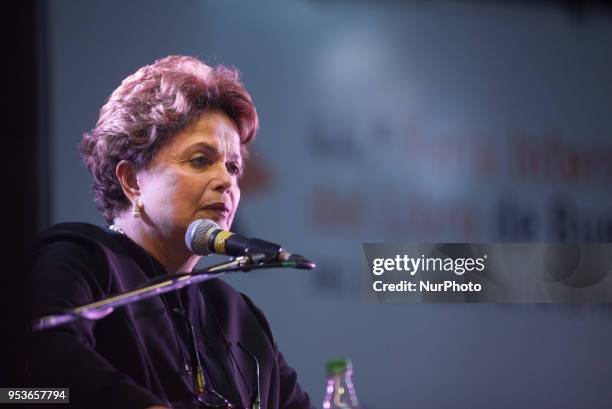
[115,160,140,204]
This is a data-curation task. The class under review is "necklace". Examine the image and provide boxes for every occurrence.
[109,223,194,377]
[109,224,125,234]
[108,222,250,403]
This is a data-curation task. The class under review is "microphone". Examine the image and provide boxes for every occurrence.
[185,219,316,269]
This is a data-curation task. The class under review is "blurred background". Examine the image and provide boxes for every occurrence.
[9,0,612,407]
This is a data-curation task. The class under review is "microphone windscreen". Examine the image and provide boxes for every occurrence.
[185,219,219,255]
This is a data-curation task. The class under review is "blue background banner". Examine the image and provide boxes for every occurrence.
[40,1,612,407]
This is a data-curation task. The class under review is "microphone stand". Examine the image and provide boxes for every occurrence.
[32,253,280,332]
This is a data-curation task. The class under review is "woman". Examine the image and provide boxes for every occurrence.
[28,56,313,409]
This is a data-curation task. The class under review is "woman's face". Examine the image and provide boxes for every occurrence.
[137,110,243,242]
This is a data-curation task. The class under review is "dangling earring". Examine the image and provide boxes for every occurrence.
[132,201,143,218]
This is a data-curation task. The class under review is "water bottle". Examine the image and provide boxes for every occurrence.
[322,358,360,409]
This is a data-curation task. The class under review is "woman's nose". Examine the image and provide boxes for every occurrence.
[210,162,233,192]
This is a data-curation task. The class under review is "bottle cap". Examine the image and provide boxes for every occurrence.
[325,358,352,375]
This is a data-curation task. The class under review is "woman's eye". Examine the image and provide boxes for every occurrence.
[227,162,242,176]
[188,155,210,168]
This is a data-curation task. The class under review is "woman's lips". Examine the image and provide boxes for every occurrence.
[201,202,230,215]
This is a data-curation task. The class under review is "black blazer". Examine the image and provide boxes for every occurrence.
[27,223,312,409]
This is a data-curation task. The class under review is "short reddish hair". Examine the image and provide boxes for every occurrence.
[80,55,259,223]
